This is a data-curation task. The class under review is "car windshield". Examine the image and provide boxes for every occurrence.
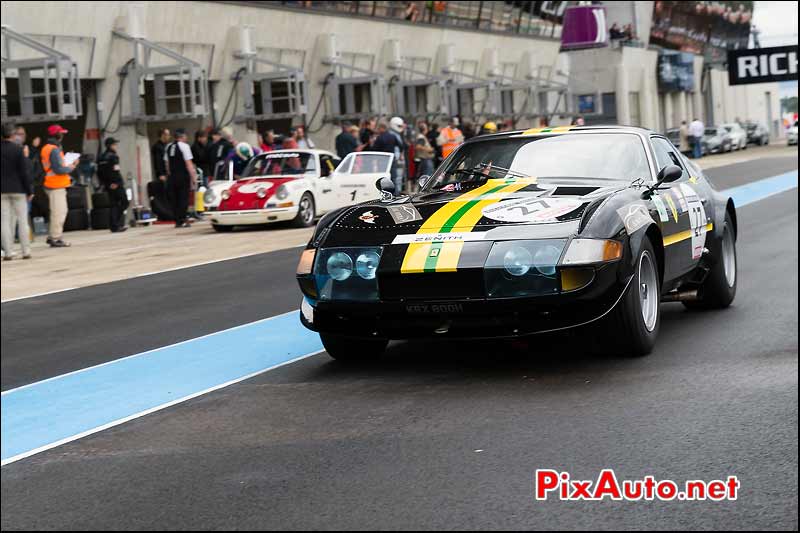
[243,152,316,177]
[424,133,650,190]
[349,153,392,174]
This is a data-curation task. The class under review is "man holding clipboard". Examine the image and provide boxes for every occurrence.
[40,124,77,247]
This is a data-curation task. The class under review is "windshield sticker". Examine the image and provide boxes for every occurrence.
[680,184,708,260]
[387,205,423,224]
[264,152,302,159]
[481,197,583,223]
[652,195,670,222]
[392,232,487,244]
[618,204,653,235]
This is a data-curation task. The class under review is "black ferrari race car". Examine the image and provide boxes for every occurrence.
[296,126,738,360]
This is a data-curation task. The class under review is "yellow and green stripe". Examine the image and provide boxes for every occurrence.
[662,223,713,247]
[522,125,576,136]
[400,179,535,274]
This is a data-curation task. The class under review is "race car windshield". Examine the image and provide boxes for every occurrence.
[243,152,316,177]
[424,133,651,189]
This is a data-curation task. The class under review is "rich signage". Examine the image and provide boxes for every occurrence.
[560,6,608,51]
[727,46,799,85]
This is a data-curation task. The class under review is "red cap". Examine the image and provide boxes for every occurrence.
[47,125,68,136]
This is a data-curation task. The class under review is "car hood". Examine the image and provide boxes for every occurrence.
[321,177,628,247]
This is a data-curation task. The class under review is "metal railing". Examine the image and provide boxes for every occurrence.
[227,1,562,40]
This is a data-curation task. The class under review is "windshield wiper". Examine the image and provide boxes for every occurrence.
[451,164,529,181]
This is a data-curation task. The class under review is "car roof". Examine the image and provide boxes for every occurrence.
[463,125,658,145]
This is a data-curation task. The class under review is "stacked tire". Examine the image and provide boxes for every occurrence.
[91,192,111,230]
[64,185,89,232]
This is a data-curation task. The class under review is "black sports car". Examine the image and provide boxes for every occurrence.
[296,126,738,359]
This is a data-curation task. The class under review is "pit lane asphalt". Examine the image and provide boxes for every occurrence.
[1,155,797,530]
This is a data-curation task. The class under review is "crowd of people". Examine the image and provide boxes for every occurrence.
[1,123,79,259]
[2,114,517,258]
[332,115,514,193]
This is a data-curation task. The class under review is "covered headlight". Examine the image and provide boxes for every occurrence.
[356,251,381,280]
[313,247,383,301]
[561,239,622,265]
[204,189,216,204]
[326,252,353,281]
[275,185,289,200]
[485,240,566,298]
[256,187,268,199]
[503,246,532,277]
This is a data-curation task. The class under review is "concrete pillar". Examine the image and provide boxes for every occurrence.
[693,88,704,123]
[641,68,656,130]
[663,92,673,129]
[615,65,630,125]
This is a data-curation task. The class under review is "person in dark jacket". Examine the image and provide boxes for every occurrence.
[151,128,170,182]
[1,123,33,259]
[335,122,359,158]
[191,130,213,185]
[209,128,233,180]
[96,137,129,233]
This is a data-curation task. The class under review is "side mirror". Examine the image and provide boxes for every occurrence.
[642,164,682,199]
[376,177,395,196]
[657,164,682,184]
[418,174,431,189]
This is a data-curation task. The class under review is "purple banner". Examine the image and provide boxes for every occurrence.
[560,6,608,51]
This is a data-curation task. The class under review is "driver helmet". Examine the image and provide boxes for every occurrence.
[235,142,254,160]
[389,116,406,133]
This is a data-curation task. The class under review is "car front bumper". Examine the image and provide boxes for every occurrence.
[209,207,298,226]
[300,264,633,339]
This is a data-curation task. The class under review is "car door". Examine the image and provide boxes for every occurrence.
[316,154,340,214]
[649,136,710,279]
[335,152,394,207]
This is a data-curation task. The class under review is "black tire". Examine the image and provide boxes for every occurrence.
[683,212,737,310]
[91,208,111,230]
[63,208,89,232]
[320,333,388,363]
[212,224,234,233]
[601,238,661,357]
[92,192,112,209]
[292,193,315,228]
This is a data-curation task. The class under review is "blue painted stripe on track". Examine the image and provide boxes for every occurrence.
[722,170,797,207]
[1,169,797,466]
[1,311,321,465]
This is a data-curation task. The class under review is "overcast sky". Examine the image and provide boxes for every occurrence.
[752,0,798,46]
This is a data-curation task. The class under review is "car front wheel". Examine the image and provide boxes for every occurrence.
[601,238,661,357]
[320,333,388,363]
[292,193,316,228]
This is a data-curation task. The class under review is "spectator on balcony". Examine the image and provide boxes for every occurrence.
[404,1,421,22]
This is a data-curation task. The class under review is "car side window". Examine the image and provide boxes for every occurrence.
[319,155,336,177]
[651,137,689,180]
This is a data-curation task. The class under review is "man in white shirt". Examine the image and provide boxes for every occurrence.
[689,117,705,159]
[164,129,197,228]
